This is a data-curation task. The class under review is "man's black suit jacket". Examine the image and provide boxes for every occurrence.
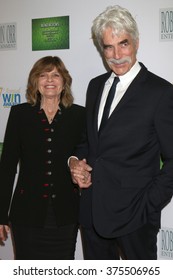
[77,63,173,238]
[0,102,85,227]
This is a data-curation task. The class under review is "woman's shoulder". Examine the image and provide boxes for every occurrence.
[69,104,86,116]
[11,102,38,113]
[61,104,86,121]
[61,103,85,113]
[11,102,31,111]
[10,103,37,120]
[70,103,85,111]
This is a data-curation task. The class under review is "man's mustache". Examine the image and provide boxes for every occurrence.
[107,57,132,65]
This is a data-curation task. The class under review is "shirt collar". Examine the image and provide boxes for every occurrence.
[108,61,141,86]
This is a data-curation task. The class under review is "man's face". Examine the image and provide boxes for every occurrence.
[102,27,139,76]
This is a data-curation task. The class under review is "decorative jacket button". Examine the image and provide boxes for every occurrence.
[47,149,52,153]
[52,194,56,199]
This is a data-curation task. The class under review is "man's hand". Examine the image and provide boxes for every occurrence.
[69,158,92,188]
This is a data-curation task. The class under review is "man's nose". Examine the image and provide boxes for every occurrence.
[113,47,121,59]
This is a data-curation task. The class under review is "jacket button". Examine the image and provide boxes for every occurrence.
[51,194,56,199]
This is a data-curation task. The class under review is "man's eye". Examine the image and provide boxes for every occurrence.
[121,41,129,47]
[103,45,113,50]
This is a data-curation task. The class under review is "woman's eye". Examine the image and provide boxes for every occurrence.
[53,73,60,77]
[39,73,46,78]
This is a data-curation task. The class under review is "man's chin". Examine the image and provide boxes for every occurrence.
[111,65,130,76]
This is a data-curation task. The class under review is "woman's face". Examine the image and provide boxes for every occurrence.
[38,67,64,100]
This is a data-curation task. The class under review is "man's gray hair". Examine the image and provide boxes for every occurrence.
[92,5,139,50]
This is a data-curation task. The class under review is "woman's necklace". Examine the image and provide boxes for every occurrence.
[41,102,59,124]
[46,110,57,124]
[46,111,55,123]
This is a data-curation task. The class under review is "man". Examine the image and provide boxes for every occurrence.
[69,5,173,259]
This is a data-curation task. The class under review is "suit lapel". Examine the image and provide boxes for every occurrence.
[91,64,148,137]
[102,64,147,127]
[92,73,111,139]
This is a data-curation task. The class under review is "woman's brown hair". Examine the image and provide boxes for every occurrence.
[26,56,73,107]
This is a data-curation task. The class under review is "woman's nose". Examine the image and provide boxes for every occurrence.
[47,74,53,81]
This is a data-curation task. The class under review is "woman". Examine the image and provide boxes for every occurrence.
[0,56,85,259]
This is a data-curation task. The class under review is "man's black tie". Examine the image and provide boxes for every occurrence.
[99,76,119,131]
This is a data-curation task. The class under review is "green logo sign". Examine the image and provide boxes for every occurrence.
[32,16,69,51]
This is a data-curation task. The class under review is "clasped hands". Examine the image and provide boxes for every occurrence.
[69,158,92,188]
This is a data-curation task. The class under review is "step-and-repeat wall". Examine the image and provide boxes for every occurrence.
[0,0,173,260]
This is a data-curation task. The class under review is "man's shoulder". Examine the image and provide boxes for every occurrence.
[148,71,172,88]
[90,72,111,84]
[140,62,172,88]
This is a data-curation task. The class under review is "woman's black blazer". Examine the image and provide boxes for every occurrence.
[0,102,86,227]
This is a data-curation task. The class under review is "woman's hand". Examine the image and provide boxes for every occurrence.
[69,158,92,188]
[0,225,10,245]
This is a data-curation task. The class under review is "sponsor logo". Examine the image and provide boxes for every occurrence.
[160,8,173,41]
[32,16,69,51]
[158,227,173,259]
[0,87,21,107]
[0,23,17,50]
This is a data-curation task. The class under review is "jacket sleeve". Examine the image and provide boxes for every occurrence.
[148,85,173,212]
[0,106,20,224]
